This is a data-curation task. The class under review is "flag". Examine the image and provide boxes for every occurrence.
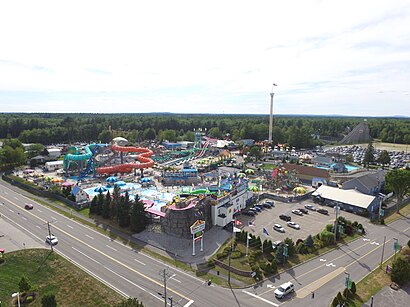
[234,220,242,226]
[248,221,255,227]
[262,227,269,236]
[233,226,241,233]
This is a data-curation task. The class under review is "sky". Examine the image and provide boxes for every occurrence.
[0,0,410,116]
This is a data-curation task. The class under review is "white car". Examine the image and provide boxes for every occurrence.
[273,224,285,233]
[46,235,58,245]
[287,221,300,229]
[305,204,316,211]
[291,209,303,216]
[274,281,295,298]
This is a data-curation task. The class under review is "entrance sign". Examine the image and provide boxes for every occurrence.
[190,220,206,256]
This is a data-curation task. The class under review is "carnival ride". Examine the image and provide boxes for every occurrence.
[95,145,154,175]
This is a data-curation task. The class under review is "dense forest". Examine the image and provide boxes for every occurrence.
[0,113,409,148]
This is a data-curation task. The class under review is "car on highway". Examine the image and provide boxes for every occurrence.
[274,281,294,299]
[46,235,58,246]
[287,221,300,229]
[291,209,303,216]
[24,204,34,210]
[298,208,309,214]
[305,204,316,211]
[279,214,291,222]
[273,224,285,233]
[317,208,329,215]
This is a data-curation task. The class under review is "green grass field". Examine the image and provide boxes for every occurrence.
[0,249,124,307]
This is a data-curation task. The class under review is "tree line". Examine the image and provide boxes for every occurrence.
[89,185,148,233]
[1,113,409,147]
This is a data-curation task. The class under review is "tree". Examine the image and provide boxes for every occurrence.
[41,294,57,307]
[378,150,390,167]
[391,256,410,285]
[363,141,374,167]
[111,185,121,221]
[98,130,113,143]
[118,192,131,227]
[102,191,111,219]
[275,244,285,264]
[283,237,296,257]
[18,276,31,292]
[96,191,104,215]
[130,195,147,233]
[385,169,410,212]
[249,145,262,161]
[305,235,314,248]
[116,298,144,307]
[89,196,98,214]
[350,281,356,294]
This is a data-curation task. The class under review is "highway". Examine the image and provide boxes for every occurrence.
[1,178,409,307]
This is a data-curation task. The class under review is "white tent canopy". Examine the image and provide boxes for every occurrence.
[312,185,376,209]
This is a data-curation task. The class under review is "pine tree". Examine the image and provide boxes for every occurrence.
[89,196,98,214]
[275,244,285,264]
[102,191,111,219]
[305,235,314,248]
[111,185,121,221]
[118,192,131,227]
[130,194,147,233]
[363,141,375,167]
[18,276,31,292]
[96,191,104,215]
[41,293,57,307]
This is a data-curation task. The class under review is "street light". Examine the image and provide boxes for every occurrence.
[12,292,20,307]
[344,271,350,301]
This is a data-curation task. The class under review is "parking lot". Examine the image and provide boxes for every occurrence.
[237,197,370,243]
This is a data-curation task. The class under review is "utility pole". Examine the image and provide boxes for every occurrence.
[159,268,171,307]
[380,236,386,267]
[334,204,340,240]
[47,221,53,252]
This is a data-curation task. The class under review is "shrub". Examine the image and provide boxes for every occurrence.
[350,281,356,294]
[26,295,34,303]
[407,239,410,248]
[296,242,307,254]
[305,235,314,248]
[259,262,267,271]
[336,291,344,304]
[320,230,335,246]
[391,256,410,285]
[216,253,226,260]
[325,224,333,232]
[343,287,351,300]
[253,250,263,258]
[19,276,31,292]
[264,263,273,275]
[41,294,57,307]
[352,221,358,228]
[380,218,385,225]
[231,251,242,259]
[295,238,304,246]
[271,259,278,273]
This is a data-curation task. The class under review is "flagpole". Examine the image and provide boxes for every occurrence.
[246,233,249,257]
[261,226,264,252]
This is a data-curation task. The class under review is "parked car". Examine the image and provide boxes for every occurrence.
[252,206,262,212]
[243,210,256,216]
[305,204,316,211]
[273,224,285,233]
[46,235,58,246]
[249,208,258,214]
[298,208,309,214]
[279,214,291,222]
[272,240,282,248]
[274,281,295,298]
[287,221,300,229]
[24,204,34,210]
[263,202,274,208]
[291,209,303,216]
[317,208,329,215]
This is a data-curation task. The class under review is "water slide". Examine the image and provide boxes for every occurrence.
[195,139,209,158]
[64,143,106,173]
[96,145,154,175]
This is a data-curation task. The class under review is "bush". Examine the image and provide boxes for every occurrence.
[305,235,314,248]
[263,263,273,275]
[350,281,356,294]
[41,294,57,307]
[343,287,351,300]
[271,258,278,273]
[391,256,410,286]
[216,253,226,260]
[19,276,31,292]
[380,218,385,225]
[325,224,333,232]
[320,230,335,246]
[336,291,344,304]
[231,251,242,259]
[259,262,267,271]
[26,295,34,303]
[407,240,410,248]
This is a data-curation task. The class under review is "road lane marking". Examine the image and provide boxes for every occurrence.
[4,191,8,195]
[85,234,94,239]
[66,224,74,229]
[242,290,279,306]
[319,258,326,262]
[169,274,181,283]
[106,245,118,252]
[58,251,128,297]
[21,216,27,221]
[296,267,345,298]
[50,216,57,220]
[36,225,41,229]
[37,209,42,212]
[14,196,19,200]
[326,262,336,267]
[183,300,195,307]
[346,239,392,269]
[8,208,14,213]
[72,246,101,265]
[134,259,146,266]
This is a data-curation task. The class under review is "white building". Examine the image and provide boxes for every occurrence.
[211,183,253,227]
[45,160,64,171]
[46,148,61,159]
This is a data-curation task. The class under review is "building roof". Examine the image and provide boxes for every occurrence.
[283,163,330,179]
[47,148,61,153]
[312,185,376,209]
[45,160,64,165]
[342,169,386,191]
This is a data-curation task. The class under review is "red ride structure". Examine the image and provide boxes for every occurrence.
[96,145,154,175]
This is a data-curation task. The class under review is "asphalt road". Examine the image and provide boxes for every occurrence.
[1,179,409,307]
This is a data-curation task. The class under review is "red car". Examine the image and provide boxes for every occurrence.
[24,204,34,210]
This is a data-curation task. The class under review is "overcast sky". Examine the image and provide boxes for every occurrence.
[0,0,409,116]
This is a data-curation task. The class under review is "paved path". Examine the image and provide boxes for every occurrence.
[363,283,410,307]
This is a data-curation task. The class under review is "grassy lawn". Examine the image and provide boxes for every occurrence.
[0,249,124,307]
[384,203,410,224]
